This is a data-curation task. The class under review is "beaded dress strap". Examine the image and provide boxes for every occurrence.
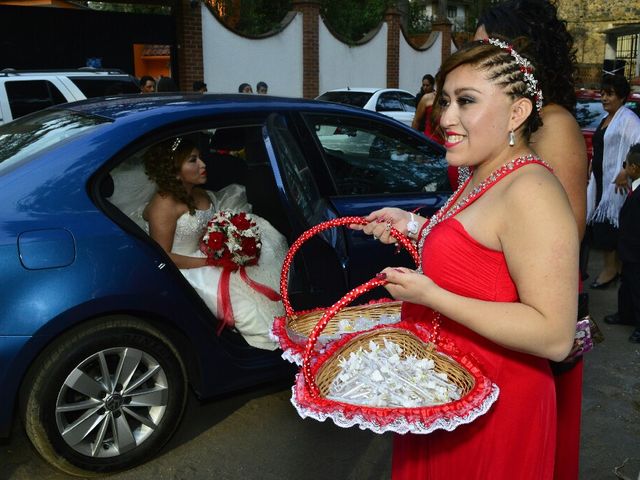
[416,154,551,271]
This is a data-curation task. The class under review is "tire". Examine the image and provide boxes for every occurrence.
[20,316,188,477]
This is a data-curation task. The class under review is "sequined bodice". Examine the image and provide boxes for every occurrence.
[171,202,215,255]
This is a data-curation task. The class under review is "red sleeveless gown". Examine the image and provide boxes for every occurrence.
[392,218,557,479]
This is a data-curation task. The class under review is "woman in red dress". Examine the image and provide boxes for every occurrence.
[475,3,588,478]
[355,39,579,479]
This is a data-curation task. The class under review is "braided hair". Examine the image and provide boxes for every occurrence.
[144,136,200,215]
[433,39,543,141]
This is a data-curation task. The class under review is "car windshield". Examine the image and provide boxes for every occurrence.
[575,100,605,130]
[575,98,640,130]
[316,91,374,108]
[0,110,109,174]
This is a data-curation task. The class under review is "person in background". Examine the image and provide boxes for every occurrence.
[412,86,439,142]
[604,143,640,343]
[473,2,588,478]
[412,74,435,133]
[414,73,434,104]
[587,74,640,290]
[238,83,253,94]
[139,75,156,94]
[193,81,207,93]
[156,76,178,92]
[256,81,268,94]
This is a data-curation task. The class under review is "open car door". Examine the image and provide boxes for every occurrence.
[263,113,351,310]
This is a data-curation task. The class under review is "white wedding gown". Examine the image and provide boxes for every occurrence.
[169,186,287,350]
[109,162,286,350]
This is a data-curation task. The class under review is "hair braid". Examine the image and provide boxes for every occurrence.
[434,39,542,141]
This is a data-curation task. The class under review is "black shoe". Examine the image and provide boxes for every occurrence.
[604,313,634,325]
[629,329,640,343]
[590,274,619,289]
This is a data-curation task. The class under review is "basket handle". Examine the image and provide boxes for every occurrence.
[302,276,388,397]
[280,216,419,319]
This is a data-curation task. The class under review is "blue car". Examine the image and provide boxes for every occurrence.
[0,93,449,475]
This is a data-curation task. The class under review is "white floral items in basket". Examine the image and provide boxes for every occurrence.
[328,338,461,408]
[291,276,500,435]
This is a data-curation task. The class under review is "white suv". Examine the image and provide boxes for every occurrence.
[316,88,417,127]
[0,69,140,125]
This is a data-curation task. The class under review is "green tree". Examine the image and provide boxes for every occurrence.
[85,1,171,14]
[321,0,394,43]
[216,0,292,36]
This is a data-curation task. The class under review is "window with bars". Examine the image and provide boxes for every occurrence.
[617,33,639,80]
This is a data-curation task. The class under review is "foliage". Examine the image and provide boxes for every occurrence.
[462,0,494,33]
[85,1,171,14]
[214,0,292,36]
[321,0,394,43]
[406,0,432,34]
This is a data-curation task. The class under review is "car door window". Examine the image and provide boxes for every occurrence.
[264,115,326,228]
[397,91,417,112]
[376,92,404,112]
[305,114,448,195]
[5,80,68,120]
[70,77,141,97]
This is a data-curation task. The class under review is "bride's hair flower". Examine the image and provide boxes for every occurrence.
[200,211,261,270]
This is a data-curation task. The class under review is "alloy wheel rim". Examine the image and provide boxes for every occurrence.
[55,347,169,458]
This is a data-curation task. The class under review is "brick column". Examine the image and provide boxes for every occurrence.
[431,19,452,62]
[176,0,204,92]
[384,7,401,89]
[292,0,320,99]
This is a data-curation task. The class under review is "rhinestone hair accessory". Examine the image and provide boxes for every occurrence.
[482,38,544,112]
[170,137,182,152]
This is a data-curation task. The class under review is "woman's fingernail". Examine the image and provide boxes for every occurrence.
[375,272,387,279]
[393,268,405,273]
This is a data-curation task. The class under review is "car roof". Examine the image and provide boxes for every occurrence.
[321,87,411,94]
[0,68,132,78]
[61,92,398,123]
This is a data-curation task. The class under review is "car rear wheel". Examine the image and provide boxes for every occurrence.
[20,316,187,477]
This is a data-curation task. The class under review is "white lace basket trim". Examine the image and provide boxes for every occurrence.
[269,327,304,365]
[291,382,500,435]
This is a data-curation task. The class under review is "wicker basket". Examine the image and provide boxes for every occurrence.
[291,277,500,435]
[271,216,420,364]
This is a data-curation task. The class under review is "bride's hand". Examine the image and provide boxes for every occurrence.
[350,207,414,244]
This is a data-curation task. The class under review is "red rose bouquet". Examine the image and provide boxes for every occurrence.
[200,211,261,271]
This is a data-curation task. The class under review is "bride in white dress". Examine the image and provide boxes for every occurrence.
[114,135,287,350]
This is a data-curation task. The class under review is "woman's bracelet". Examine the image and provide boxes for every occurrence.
[407,212,419,238]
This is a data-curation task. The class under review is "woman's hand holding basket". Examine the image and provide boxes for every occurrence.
[271,216,420,364]
[350,207,425,243]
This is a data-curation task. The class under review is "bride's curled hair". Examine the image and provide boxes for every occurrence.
[144,135,200,214]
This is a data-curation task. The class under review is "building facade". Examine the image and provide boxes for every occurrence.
[557,0,640,86]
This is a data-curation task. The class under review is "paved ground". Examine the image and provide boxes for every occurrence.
[1,255,639,480]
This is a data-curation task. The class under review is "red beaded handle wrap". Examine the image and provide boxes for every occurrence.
[302,276,388,397]
[280,216,420,319]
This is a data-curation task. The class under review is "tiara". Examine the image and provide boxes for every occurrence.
[482,38,544,112]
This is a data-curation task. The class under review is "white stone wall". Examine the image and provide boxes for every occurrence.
[200,6,445,98]
[399,32,442,93]
[318,22,388,93]
[201,5,303,97]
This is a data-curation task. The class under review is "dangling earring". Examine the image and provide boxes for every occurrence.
[508,130,515,147]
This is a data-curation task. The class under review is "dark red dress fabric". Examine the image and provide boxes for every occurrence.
[392,218,557,479]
